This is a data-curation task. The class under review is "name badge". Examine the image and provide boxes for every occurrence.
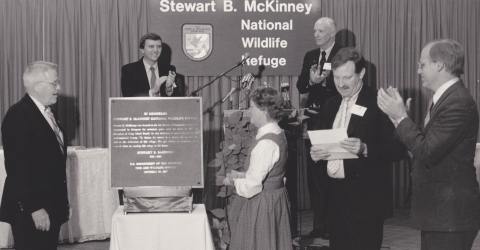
[351,104,367,117]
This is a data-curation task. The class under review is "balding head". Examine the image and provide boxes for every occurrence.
[314,17,336,50]
[315,17,336,31]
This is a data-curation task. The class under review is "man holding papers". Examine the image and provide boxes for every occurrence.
[309,47,406,250]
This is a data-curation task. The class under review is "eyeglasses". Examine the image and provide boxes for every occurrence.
[37,79,60,87]
[417,61,438,69]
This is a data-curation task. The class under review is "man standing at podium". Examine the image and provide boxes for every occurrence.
[0,61,70,249]
[296,17,342,239]
[121,33,182,97]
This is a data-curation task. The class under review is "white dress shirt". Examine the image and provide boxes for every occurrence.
[142,59,176,97]
[29,94,64,142]
[319,42,336,62]
[327,85,362,178]
[234,122,281,198]
[432,77,459,106]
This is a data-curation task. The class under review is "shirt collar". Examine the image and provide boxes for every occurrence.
[344,83,363,103]
[433,77,459,104]
[143,58,157,71]
[28,94,47,114]
[321,42,335,60]
[256,122,282,139]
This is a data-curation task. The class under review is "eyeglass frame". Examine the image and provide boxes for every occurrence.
[417,61,439,69]
[36,79,61,87]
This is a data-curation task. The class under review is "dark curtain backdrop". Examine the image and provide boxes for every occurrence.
[1,0,479,210]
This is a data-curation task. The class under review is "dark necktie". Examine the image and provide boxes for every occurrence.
[424,99,434,127]
[45,107,64,154]
[319,51,326,71]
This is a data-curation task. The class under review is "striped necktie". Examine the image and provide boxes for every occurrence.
[327,97,350,175]
[45,107,64,154]
[150,66,156,87]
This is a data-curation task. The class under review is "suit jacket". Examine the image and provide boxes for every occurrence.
[297,43,342,130]
[312,85,406,222]
[0,94,69,225]
[395,80,480,231]
[121,58,182,97]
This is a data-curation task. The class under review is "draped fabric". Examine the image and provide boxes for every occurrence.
[1,0,480,209]
[0,0,44,121]
[42,0,147,147]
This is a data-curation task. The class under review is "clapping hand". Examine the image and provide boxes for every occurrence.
[166,70,176,88]
[309,65,328,84]
[377,87,411,125]
[151,76,168,95]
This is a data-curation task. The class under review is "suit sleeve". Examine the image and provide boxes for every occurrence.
[159,65,183,97]
[366,106,406,163]
[395,91,477,169]
[1,110,44,214]
[296,52,313,94]
[121,65,137,97]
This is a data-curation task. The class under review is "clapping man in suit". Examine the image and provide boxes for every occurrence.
[296,17,342,239]
[0,61,70,249]
[310,48,406,249]
[378,39,480,250]
[121,33,182,97]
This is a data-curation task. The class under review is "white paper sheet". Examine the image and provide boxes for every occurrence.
[307,128,359,160]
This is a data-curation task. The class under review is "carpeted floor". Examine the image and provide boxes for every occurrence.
[2,208,480,249]
[294,208,480,250]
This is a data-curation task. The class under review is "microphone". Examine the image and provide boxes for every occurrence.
[281,82,290,101]
[241,73,255,90]
[222,87,236,103]
[237,52,250,66]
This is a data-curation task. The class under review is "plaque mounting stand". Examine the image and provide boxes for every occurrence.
[122,186,193,214]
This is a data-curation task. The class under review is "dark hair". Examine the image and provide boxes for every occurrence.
[428,39,464,76]
[331,47,365,74]
[139,33,162,49]
[249,87,284,121]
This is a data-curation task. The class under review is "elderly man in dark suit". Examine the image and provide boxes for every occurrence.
[296,17,342,239]
[121,32,182,97]
[310,47,406,249]
[378,39,480,250]
[0,61,70,249]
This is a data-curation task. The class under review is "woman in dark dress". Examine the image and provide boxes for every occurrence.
[224,87,292,250]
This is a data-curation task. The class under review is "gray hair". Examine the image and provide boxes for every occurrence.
[23,61,58,89]
[427,39,464,76]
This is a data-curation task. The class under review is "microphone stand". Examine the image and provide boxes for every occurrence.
[189,61,246,97]
[203,92,233,115]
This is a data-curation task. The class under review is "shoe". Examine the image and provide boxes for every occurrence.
[309,229,325,238]
[291,229,300,239]
[321,233,329,240]
[308,229,330,240]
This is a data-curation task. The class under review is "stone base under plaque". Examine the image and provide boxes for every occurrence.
[123,186,193,214]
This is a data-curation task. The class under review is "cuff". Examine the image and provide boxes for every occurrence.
[396,116,408,126]
[149,89,159,97]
